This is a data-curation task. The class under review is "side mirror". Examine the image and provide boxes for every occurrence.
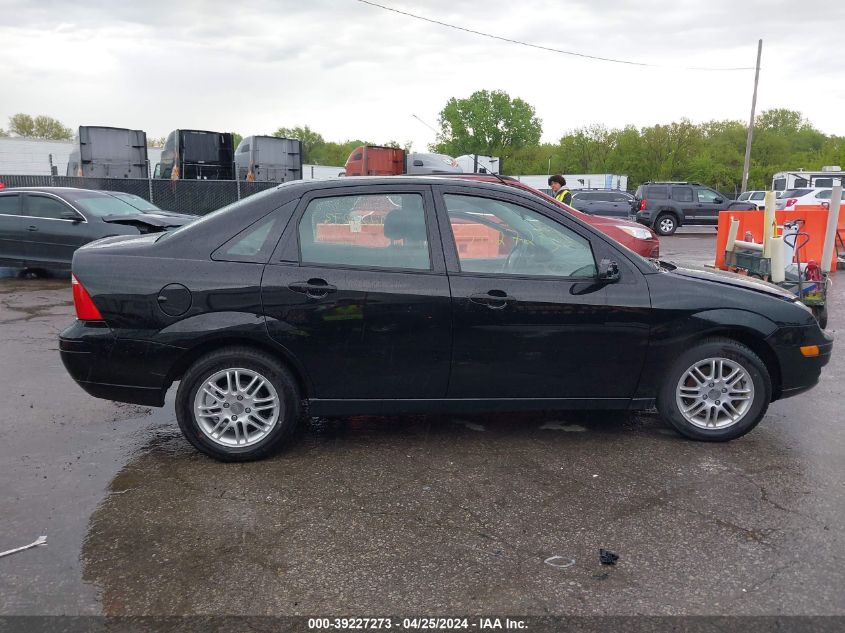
[714,197,724,204]
[61,210,82,223]
[598,258,620,283]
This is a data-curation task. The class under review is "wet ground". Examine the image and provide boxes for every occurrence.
[0,233,843,618]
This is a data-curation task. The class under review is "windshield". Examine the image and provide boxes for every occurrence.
[66,191,144,217]
[111,192,160,212]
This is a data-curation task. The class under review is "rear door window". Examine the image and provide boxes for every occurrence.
[298,193,431,270]
[24,195,73,219]
[672,187,693,202]
[0,194,21,215]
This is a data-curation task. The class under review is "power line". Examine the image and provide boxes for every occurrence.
[356,0,755,72]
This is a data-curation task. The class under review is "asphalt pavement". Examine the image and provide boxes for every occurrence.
[0,233,843,622]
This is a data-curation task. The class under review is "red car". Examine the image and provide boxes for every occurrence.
[444,174,659,258]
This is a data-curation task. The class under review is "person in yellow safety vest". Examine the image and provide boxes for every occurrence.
[548,175,572,205]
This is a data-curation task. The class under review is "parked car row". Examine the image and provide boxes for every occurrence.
[59,176,832,461]
[0,176,660,273]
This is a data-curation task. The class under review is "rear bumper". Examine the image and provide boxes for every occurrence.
[59,321,180,407]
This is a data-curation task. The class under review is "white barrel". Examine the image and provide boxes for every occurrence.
[821,185,842,274]
[762,191,776,258]
[726,218,740,252]
[770,236,785,283]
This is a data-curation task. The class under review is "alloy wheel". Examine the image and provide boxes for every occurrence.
[193,368,281,447]
[675,357,755,429]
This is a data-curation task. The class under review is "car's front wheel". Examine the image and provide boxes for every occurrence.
[175,347,301,461]
[654,213,678,236]
[657,339,771,441]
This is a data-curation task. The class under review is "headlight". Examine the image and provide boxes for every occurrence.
[616,225,653,240]
[792,299,814,315]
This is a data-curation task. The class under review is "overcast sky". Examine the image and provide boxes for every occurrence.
[1,0,844,158]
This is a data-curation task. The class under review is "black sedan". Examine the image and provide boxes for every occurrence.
[59,177,833,461]
[0,187,195,274]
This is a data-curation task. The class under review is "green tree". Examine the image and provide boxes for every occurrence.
[432,90,542,156]
[0,128,8,138]
[8,113,73,140]
[9,113,36,137]
[147,136,166,148]
[273,125,325,162]
[231,132,243,149]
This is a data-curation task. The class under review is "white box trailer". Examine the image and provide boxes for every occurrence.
[302,164,346,180]
[772,167,844,192]
[515,173,628,192]
[66,126,148,178]
[235,135,303,182]
[456,154,500,174]
[0,138,74,175]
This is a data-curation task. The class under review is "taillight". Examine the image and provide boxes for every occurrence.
[639,199,647,211]
[786,198,797,207]
[71,274,103,321]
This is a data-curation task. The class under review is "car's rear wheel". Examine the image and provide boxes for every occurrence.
[175,347,301,461]
[657,339,771,441]
[654,213,678,236]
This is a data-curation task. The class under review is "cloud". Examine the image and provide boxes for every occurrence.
[1,0,843,155]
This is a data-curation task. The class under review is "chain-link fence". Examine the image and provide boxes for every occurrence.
[0,175,279,216]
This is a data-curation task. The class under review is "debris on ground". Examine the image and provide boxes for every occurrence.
[543,556,576,568]
[0,535,47,559]
[599,548,619,565]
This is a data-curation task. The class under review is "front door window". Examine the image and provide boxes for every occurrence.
[443,194,596,278]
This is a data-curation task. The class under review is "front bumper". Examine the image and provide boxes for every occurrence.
[767,325,834,401]
[59,321,180,407]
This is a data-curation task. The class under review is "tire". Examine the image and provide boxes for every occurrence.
[654,213,678,236]
[175,346,302,461]
[657,338,771,442]
[813,304,828,330]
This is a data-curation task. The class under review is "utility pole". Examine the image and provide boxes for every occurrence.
[741,39,763,194]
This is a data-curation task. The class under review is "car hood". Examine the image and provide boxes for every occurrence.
[588,215,642,229]
[664,264,796,300]
[101,212,195,230]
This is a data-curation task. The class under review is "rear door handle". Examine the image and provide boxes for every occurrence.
[469,291,512,310]
[288,279,337,298]
[27,226,38,232]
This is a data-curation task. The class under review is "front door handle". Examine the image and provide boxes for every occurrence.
[469,290,512,310]
[27,226,38,232]
[288,279,337,298]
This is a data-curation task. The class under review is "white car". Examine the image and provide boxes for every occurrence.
[738,190,767,209]
[775,188,842,210]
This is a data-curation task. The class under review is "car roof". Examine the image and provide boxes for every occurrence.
[640,181,702,186]
[1,186,113,196]
[278,175,530,194]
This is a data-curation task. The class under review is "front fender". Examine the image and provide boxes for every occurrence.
[634,308,779,400]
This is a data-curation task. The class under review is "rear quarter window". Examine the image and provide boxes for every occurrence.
[646,186,668,199]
